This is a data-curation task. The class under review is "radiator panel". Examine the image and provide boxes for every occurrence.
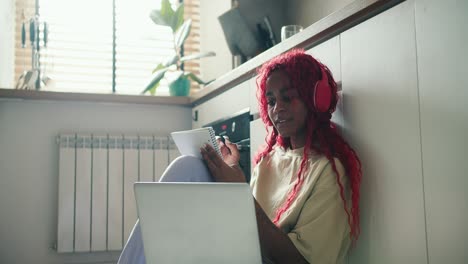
[140,146,154,183]
[75,136,92,252]
[57,134,177,253]
[107,145,123,251]
[91,139,107,252]
[58,143,75,253]
[123,142,138,245]
[154,149,168,182]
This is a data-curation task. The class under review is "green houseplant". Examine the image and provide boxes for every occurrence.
[142,0,215,96]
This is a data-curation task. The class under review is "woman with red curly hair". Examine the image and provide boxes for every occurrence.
[201,49,362,263]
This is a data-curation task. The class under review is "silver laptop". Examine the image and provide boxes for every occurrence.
[134,182,262,264]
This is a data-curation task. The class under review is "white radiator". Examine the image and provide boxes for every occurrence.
[57,134,180,253]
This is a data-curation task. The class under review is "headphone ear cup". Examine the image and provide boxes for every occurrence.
[313,67,332,112]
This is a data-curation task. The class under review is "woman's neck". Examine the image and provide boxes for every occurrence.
[289,138,305,150]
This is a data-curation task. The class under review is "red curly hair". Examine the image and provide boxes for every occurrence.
[254,49,362,243]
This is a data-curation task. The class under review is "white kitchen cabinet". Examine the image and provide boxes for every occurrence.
[249,118,268,175]
[307,35,344,130]
[415,0,468,263]
[248,75,260,116]
[341,1,428,263]
[192,79,251,128]
[307,36,341,82]
[248,73,265,176]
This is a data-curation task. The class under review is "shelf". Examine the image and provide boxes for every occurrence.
[0,88,191,106]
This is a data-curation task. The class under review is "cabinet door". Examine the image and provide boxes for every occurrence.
[415,0,468,263]
[249,75,260,116]
[192,79,251,128]
[307,36,341,82]
[249,118,268,175]
[341,1,427,263]
[307,36,344,130]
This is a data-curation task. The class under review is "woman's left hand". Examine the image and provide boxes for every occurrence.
[200,144,246,183]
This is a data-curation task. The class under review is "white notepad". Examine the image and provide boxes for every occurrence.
[171,127,222,159]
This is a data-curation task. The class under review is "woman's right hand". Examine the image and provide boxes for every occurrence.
[201,142,245,183]
[216,136,240,166]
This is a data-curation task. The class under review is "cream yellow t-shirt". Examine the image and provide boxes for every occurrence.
[250,146,351,264]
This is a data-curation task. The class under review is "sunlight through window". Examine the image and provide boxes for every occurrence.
[34,0,178,95]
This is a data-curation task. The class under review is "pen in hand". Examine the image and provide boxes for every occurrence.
[215,136,250,150]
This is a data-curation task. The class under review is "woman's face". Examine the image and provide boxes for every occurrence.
[265,70,308,149]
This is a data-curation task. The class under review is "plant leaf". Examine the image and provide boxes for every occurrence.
[142,67,169,94]
[180,51,216,62]
[160,0,175,26]
[185,72,207,85]
[149,10,168,26]
[152,63,165,74]
[174,19,192,49]
[172,4,184,32]
[163,55,179,67]
[148,82,159,95]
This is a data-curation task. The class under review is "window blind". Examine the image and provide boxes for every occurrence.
[14,0,35,86]
[14,0,201,95]
[115,0,174,95]
[40,0,114,93]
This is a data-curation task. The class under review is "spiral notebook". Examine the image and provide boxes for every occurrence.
[171,127,222,159]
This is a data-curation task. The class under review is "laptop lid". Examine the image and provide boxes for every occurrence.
[134,182,262,264]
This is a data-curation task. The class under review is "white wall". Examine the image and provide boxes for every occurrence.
[342,2,428,262]
[415,0,468,262]
[287,0,355,29]
[0,0,15,88]
[199,0,232,83]
[0,99,191,264]
[199,0,288,81]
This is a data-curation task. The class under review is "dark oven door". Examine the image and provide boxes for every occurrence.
[204,108,252,182]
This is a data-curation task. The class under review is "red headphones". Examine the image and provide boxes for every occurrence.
[313,66,332,113]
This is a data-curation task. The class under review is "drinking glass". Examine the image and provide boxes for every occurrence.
[281,25,303,41]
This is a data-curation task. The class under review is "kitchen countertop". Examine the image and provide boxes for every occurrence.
[0,0,403,107]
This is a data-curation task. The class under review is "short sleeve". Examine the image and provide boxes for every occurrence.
[287,160,351,264]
